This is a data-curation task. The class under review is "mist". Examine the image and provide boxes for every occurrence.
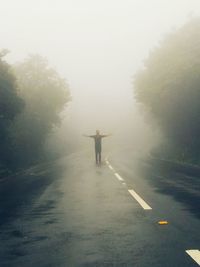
[2,0,200,161]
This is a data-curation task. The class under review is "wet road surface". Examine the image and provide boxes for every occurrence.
[0,151,200,267]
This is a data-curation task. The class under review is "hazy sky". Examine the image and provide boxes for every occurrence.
[1,0,200,136]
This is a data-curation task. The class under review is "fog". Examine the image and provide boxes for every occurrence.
[2,0,200,159]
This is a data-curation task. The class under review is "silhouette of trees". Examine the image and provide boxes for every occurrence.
[134,18,200,163]
[0,52,70,172]
[10,55,71,167]
[0,50,24,168]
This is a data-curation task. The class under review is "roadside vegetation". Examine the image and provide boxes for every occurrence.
[0,51,70,174]
[134,18,200,165]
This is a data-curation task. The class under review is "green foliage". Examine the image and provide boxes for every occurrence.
[0,50,24,167]
[11,54,71,166]
[134,18,200,163]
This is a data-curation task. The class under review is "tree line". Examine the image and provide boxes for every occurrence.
[0,51,70,174]
[134,18,200,164]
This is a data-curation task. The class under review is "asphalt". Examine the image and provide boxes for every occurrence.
[0,150,199,267]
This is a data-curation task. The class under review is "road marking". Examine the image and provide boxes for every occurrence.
[128,189,152,210]
[108,165,114,171]
[186,250,200,265]
[106,160,152,210]
[106,160,115,171]
[115,173,124,182]
[158,221,169,225]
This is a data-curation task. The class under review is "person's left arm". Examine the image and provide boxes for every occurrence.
[101,134,112,138]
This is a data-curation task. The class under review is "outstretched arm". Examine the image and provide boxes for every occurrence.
[101,134,112,138]
[83,134,95,138]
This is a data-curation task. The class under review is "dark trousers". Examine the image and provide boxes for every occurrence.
[95,149,101,164]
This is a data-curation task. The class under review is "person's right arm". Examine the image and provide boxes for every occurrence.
[83,134,95,138]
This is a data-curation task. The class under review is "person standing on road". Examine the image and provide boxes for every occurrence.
[83,130,111,165]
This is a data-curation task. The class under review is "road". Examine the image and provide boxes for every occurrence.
[0,150,200,267]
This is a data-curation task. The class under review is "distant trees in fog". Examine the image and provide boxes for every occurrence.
[0,51,24,170]
[0,52,70,172]
[134,18,200,164]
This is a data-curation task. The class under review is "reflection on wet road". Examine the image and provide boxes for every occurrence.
[0,151,200,267]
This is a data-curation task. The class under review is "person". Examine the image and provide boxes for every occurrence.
[83,130,111,165]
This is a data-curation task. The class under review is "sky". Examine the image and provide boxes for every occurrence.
[1,0,200,151]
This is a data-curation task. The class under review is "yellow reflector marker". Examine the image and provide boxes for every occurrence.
[158,221,169,225]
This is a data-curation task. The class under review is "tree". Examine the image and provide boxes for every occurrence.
[11,55,71,166]
[0,50,24,167]
[134,18,200,163]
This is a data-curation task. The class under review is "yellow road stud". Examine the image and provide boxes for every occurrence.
[158,221,168,225]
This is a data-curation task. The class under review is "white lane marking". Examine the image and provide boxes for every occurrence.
[115,173,124,182]
[128,189,152,210]
[108,165,114,171]
[106,160,115,171]
[106,161,152,210]
[186,250,200,265]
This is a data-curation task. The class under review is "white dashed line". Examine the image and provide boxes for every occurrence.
[106,159,199,262]
[108,165,114,171]
[106,159,152,210]
[186,250,200,265]
[128,189,152,210]
[114,173,125,182]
